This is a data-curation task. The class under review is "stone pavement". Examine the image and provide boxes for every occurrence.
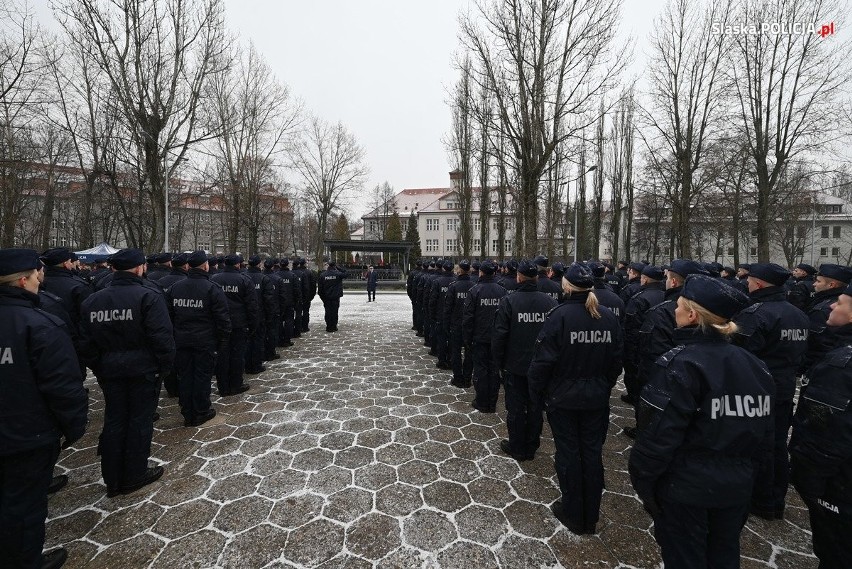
[49,292,818,568]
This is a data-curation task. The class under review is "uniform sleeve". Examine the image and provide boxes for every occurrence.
[293,275,303,305]
[732,307,768,355]
[443,284,455,327]
[243,277,260,332]
[210,285,232,344]
[142,292,176,373]
[263,277,278,321]
[29,320,89,445]
[462,288,476,346]
[491,297,511,370]
[608,320,625,385]
[527,314,562,406]
[803,305,833,371]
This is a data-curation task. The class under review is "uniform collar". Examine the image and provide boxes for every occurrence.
[517,280,538,292]
[111,271,142,285]
[663,286,682,301]
[673,325,729,344]
[749,286,786,302]
[188,268,210,279]
[0,285,40,307]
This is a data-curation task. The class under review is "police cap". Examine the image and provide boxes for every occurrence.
[155,252,172,263]
[722,266,736,275]
[145,253,157,264]
[415,260,423,268]
[701,262,721,278]
[188,250,208,268]
[817,263,852,284]
[263,258,276,269]
[442,260,454,271]
[681,274,750,319]
[628,261,646,272]
[748,263,790,287]
[588,261,606,278]
[506,259,519,272]
[533,255,549,268]
[565,263,594,288]
[478,260,495,274]
[668,259,707,279]
[298,258,307,267]
[111,248,146,270]
[459,259,471,271]
[40,247,73,266]
[551,261,566,275]
[796,263,817,275]
[327,260,336,267]
[281,258,290,267]
[225,254,242,266]
[247,255,262,266]
[0,248,42,276]
[171,253,189,266]
[737,263,751,271]
[517,259,538,278]
[471,261,480,271]
[641,265,664,281]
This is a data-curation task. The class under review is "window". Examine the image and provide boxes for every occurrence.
[426,218,440,231]
[797,225,807,238]
[473,238,481,252]
[834,226,841,239]
[727,247,735,256]
[821,247,828,256]
[504,240,513,254]
[369,221,377,233]
[492,239,500,253]
[446,239,458,252]
[506,219,515,230]
[447,218,459,231]
[445,201,457,209]
[751,228,758,236]
[425,239,439,252]
[832,247,840,256]
[473,218,481,232]
[750,247,757,256]
[821,226,830,238]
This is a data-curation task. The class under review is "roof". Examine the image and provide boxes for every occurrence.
[362,188,450,219]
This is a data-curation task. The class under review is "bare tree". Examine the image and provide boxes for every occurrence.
[729,0,847,261]
[459,0,626,256]
[447,56,475,258]
[289,116,368,265]
[608,91,635,264]
[367,181,396,240]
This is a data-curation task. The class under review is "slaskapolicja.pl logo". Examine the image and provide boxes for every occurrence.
[712,21,836,37]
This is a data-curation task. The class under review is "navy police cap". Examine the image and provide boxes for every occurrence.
[0,248,42,277]
[748,263,790,287]
[480,260,496,274]
[533,255,549,268]
[188,250,208,267]
[628,261,646,272]
[442,260,454,271]
[641,265,664,280]
[588,262,606,279]
[506,259,519,271]
[247,255,262,266]
[459,259,471,271]
[681,274,750,319]
[818,263,852,284]
[796,263,816,275]
[551,261,566,275]
[40,247,73,266]
[471,261,480,270]
[517,259,538,278]
[111,248,146,270]
[224,254,242,266]
[565,263,594,288]
[668,259,707,279]
[172,253,189,266]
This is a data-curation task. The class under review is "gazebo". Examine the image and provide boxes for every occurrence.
[323,240,414,274]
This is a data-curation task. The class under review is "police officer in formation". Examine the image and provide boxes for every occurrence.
[297,258,317,333]
[274,258,302,344]
[732,263,810,520]
[245,255,277,375]
[318,260,345,332]
[589,262,625,324]
[407,260,423,331]
[629,274,774,568]
[622,264,665,409]
[443,260,474,387]
[0,249,88,569]
[786,262,816,311]
[619,261,644,302]
[804,264,852,370]
[492,259,558,461]
[528,263,623,534]
[430,260,456,368]
[498,259,521,291]
[79,248,175,498]
[535,255,562,302]
[790,282,852,568]
[211,255,258,396]
[167,251,231,423]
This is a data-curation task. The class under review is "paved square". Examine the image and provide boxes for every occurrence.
[48,292,818,568]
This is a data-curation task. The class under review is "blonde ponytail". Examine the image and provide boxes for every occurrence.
[563,281,601,319]
[681,298,739,337]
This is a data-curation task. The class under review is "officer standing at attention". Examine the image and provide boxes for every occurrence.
[79,248,175,497]
[262,258,280,357]
[549,262,566,288]
[619,261,644,302]
[463,260,506,413]
[499,259,521,291]
[614,260,630,293]
[275,258,302,344]
[40,247,93,367]
[431,260,456,369]
[167,251,232,424]
[534,255,562,302]
[803,263,852,371]
[786,263,816,311]
[155,252,188,399]
[470,261,480,284]
[628,275,773,569]
[788,283,852,568]
[492,259,558,461]
[407,260,423,331]
[444,260,475,387]
[297,258,316,333]
[0,249,88,569]
[365,265,379,302]
[731,263,809,521]
[528,263,623,535]
[212,254,258,396]
[589,262,625,324]
[245,255,277,375]
[146,253,172,282]
[622,265,665,413]
[318,260,346,332]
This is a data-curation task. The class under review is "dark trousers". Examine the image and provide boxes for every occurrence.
[324,298,340,330]
[245,324,265,373]
[301,301,311,332]
[503,372,543,457]
[547,407,608,531]
[216,332,247,395]
[0,444,59,569]
[279,306,295,345]
[752,398,793,513]
[175,347,214,422]
[162,368,178,398]
[264,318,279,358]
[806,497,852,569]
[293,303,302,337]
[436,322,450,365]
[450,328,472,382]
[422,307,432,346]
[99,374,158,490]
[367,287,376,301]
[623,357,639,399]
[653,498,749,569]
[472,343,500,411]
[412,300,421,331]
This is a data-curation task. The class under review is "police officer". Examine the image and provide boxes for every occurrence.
[499,259,520,291]
[146,252,172,281]
[212,254,258,396]
[628,275,773,569]
[262,258,280,358]
[167,251,232,422]
[275,258,302,343]
[79,248,175,497]
[789,283,852,568]
[365,265,379,302]
[444,260,475,387]
[492,259,558,460]
[157,253,189,292]
[40,247,93,367]
[0,249,88,569]
[603,263,621,292]
[470,261,480,284]
[407,260,423,331]
[721,265,748,294]
[430,260,456,368]
[803,263,852,371]
[736,263,751,287]
[420,261,440,350]
[463,260,507,413]
[297,258,317,333]
[245,255,277,375]
[528,263,623,534]
[619,261,644,302]
[534,255,562,302]
[318,260,346,332]
[622,265,665,412]
[614,260,629,292]
[731,262,809,521]
[290,259,304,338]
[549,262,566,288]
[787,262,816,311]
[589,262,625,324]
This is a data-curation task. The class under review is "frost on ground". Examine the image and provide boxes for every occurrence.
[48,291,817,568]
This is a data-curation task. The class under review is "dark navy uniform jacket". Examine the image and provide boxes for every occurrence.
[0,286,88,455]
[786,276,815,311]
[804,288,843,372]
[723,275,749,294]
[212,266,259,332]
[273,268,302,310]
[528,292,623,410]
[246,267,278,327]
[318,267,346,300]
[619,277,642,302]
[499,271,520,292]
[41,265,93,335]
[167,268,231,349]
[733,286,809,401]
[593,280,625,326]
[625,282,666,365]
[407,269,421,300]
[444,274,475,329]
[79,272,175,380]
[296,267,316,303]
[638,286,680,385]
[366,270,379,288]
[429,270,455,324]
[157,267,188,292]
[536,270,562,303]
[790,326,852,518]
[462,275,507,345]
[492,281,558,376]
[146,264,171,282]
[629,327,775,509]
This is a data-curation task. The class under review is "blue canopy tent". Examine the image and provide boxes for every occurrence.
[75,242,119,263]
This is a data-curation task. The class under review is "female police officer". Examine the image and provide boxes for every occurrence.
[629,274,774,568]
[0,249,88,568]
[528,263,623,534]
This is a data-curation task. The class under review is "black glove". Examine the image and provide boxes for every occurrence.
[634,479,663,517]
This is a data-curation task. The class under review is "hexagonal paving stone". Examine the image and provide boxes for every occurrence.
[323,487,373,523]
[220,523,288,568]
[200,454,250,479]
[151,529,226,569]
[240,435,279,457]
[320,431,356,451]
[257,469,308,499]
[505,500,559,538]
[153,499,219,539]
[354,462,397,491]
[282,518,345,566]
[88,501,165,545]
[449,439,490,461]
[334,446,375,469]
[356,428,393,448]
[413,440,453,463]
[456,504,510,545]
[249,450,294,476]
[292,447,335,472]
[478,454,522,480]
[207,473,261,502]
[346,513,401,560]
[375,482,423,517]
[397,459,440,486]
[437,542,498,568]
[214,495,274,533]
[44,509,102,548]
[87,533,164,568]
[309,466,353,494]
[468,477,515,508]
[394,426,428,445]
[438,457,481,483]
[422,480,472,513]
[375,443,416,466]
[403,509,457,551]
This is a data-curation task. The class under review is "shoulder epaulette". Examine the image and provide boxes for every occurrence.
[740,302,762,314]
[656,345,686,367]
[825,345,852,368]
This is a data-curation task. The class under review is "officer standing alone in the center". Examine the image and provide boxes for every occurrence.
[318,261,346,332]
